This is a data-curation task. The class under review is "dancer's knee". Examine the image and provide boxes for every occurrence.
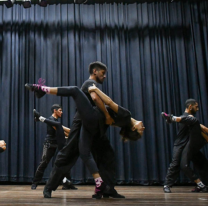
[79,153,91,163]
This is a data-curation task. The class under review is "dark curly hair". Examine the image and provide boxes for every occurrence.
[88,61,107,74]
[120,127,141,142]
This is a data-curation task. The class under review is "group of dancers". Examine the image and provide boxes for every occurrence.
[24,61,208,198]
[25,61,144,198]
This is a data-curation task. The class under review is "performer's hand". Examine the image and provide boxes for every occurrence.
[105,115,115,125]
[0,140,6,151]
[88,84,97,93]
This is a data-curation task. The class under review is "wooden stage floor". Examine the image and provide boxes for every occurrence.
[0,185,208,206]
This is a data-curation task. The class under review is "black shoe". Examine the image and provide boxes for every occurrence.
[25,83,37,92]
[103,187,125,198]
[31,183,37,190]
[74,0,88,4]
[43,186,52,198]
[33,109,40,122]
[161,112,174,124]
[62,181,78,190]
[25,83,46,99]
[92,182,110,199]
[103,193,125,198]
[192,186,208,193]
[163,185,171,193]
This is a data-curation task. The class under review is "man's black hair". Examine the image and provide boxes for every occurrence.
[185,99,197,109]
[88,61,107,74]
[51,104,62,113]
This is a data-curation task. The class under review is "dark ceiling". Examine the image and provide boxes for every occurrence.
[0,0,186,5]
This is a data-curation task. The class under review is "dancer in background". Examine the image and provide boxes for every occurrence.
[162,99,208,193]
[31,104,77,190]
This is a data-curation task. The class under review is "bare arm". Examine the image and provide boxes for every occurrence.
[90,91,114,125]
[89,84,118,113]
[52,125,71,138]
[200,124,208,134]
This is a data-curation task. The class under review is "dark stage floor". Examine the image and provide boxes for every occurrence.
[0,185,208,205]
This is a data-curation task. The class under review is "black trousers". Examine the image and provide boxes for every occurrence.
[33,118,71,184]
[165,117,208,186]
[46,111,116,192]
[33,141,58,184]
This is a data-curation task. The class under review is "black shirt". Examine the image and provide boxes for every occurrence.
[45,115,58,143]
[107,106,132,128]
[81,79,98,106]
[174,112,192,146]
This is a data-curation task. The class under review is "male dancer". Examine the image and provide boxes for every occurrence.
[26,61,124,198]
[31,104,77,190]
[162,99,208,193]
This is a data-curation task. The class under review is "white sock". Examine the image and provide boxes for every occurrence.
[197,181,205,188]
[63,177,67,183]
[41,86,50,94]
[95,177,103,187]
[39,116,46,122]
[172,116,177,122]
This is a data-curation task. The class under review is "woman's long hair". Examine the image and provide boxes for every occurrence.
[120,126,141,141]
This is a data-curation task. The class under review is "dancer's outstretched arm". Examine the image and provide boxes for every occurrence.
[90,91,114,125]
[89,84,145,134]
[52,125,70,137]
[88,84,118,113]
[162,113,208,142]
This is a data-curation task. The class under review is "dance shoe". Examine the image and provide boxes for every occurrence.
[191,186,208,192]
[161,112,174,124]
[25,83,46,98]
[163,185,171,193]
[31,183,37,190]
[43,186,52,198]
[62,179,78,190]
[74,0,88,4]
[92,182,110,199]
[103,192,125,198]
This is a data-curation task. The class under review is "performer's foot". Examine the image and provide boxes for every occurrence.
[161,112,174,124]
[33,109,41,122]
[74,0,88,4]
[31,183,37,190]
[62,180,78,190]
[25,83,46,98]
[103,193,125,198]
[92,182,110,199]
[191,186,208,192]
[163,185,171,193]
[43,186,52,198]
[103,187,125,198]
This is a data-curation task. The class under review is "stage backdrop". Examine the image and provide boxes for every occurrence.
[0,0,208,185]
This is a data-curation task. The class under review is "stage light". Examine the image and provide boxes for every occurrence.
[5,0,15,8]
[22,0,31,8]
[39,0,48,7]
[74,0,88,4]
